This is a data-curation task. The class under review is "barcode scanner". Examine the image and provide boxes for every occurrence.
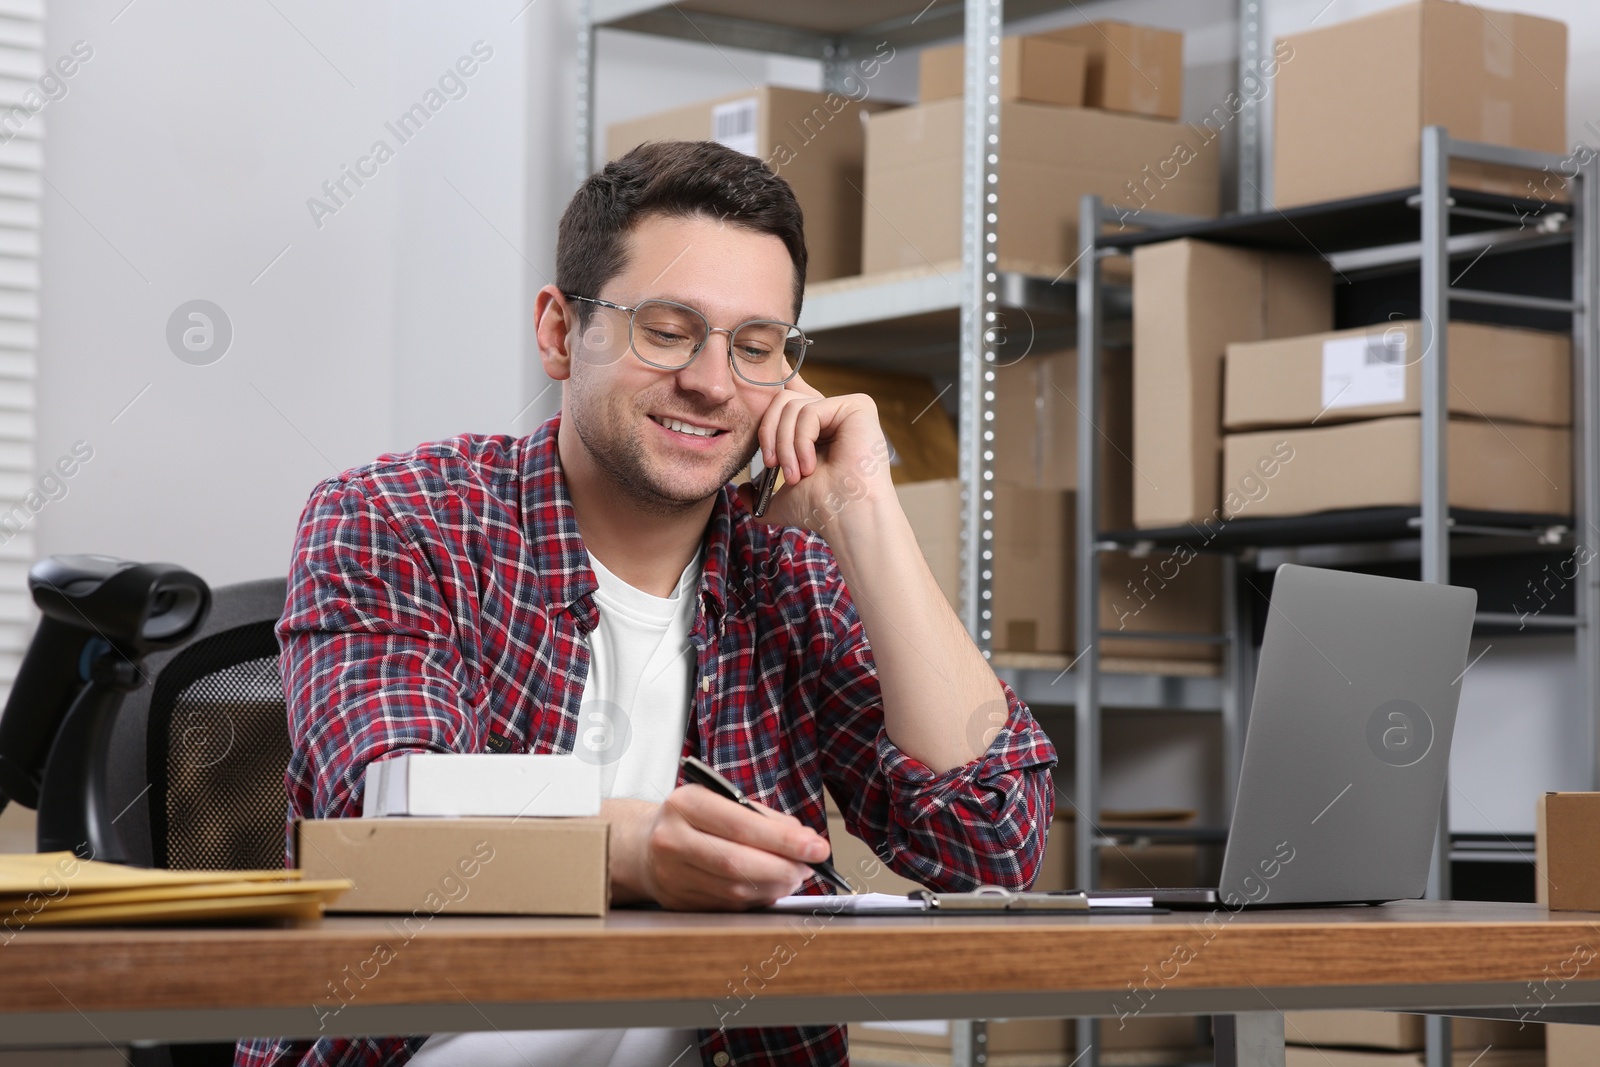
[0,555,210,860]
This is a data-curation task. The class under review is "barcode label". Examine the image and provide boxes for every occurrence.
[711,98,759,157]
[1322,333,1407,411]
[1364,335,1405,365]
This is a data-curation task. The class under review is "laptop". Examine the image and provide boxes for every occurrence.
[1090,563,1477,909]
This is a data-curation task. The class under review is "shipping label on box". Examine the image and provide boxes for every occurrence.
[1322,333,1407,411]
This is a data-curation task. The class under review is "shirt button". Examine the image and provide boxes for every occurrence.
[713,1053,731,1066]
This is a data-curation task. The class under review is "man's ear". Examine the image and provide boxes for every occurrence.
[534,285,576,382]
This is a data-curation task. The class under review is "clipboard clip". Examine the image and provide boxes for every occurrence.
[913,886,1091,912]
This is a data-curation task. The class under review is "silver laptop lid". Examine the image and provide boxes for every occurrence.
[1217,564,1477,907]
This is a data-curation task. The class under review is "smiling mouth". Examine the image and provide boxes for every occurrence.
[651,415,725,439]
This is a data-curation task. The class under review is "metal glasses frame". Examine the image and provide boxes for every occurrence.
[562,293,812,386]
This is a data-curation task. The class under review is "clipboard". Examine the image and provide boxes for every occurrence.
[766,887,1168,916]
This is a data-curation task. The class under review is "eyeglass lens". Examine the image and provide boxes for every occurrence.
[631,300,804,384]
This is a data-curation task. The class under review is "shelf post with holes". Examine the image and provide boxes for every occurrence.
[957,0,1003,653]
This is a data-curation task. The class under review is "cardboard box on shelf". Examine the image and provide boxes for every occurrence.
[1225,321,1572,431]
[606,86,889,282]
[1273,0,1567,208]
[295,816,607,916]
[1132,239,1334,529]
[1042,20,1185,119]
[1536,791,1600,910]
[862,99,1219,279]
[1031,809,1205,893]
[800,362,958,484]
[921,35,1088,106]
[894,479,1070,654]
[1283,1010,1542,1051]
[1548,1021,1600,1066]
[894,480,1221,659]
[992,348,1134,530]
[1284,1050,1543,1067]
[849,1013,1202,1058]
[1221,416,1572,519]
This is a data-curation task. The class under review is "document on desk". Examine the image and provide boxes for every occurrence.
[766,891,1160,915]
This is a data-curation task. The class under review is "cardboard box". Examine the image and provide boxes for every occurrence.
[1225,322,1572,431]
[1548,1022,1600,1066]
[863,100,1218,278]
[1273,0,1567,208]
[894,480,1221,659]
[992,348,1134,530]
[921,35,1088,106]
[1132,239,1334,529]
[1283,1010,1542,1051]
[606,87,888,282]
[360,753,600,818]
[1536,792,1600,910]
[1221,416,1572,519]
[1285,1050,1543,1067]
[1043,21,1185,119]
[849,1014,1200,1057]
[799,362,958,484]
[895,479,1069,654]
[296,816,608,916]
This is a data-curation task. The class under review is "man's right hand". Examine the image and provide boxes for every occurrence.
[603,786,832,911]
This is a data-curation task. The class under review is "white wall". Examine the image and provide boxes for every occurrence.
[37,0,535,587]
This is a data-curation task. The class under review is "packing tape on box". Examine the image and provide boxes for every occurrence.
[1481,10,1517,80]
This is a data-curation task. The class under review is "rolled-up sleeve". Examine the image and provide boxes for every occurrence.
[811,568,1058,893]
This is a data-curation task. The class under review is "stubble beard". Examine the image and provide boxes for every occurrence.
[569,390,757,516]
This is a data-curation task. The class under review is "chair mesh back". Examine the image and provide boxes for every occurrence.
[147,620,288,871]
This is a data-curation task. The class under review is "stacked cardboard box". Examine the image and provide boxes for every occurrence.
[805,358,1218,663]
[894,479,1221,662]
[1549,1022,1600,1066]
[1283,1011,1541,1054]
[1283,1050,1543,1067]
[1131,239,1334,530]
[800,362,959,485]
[606,86,891,282]
[1221,321,1573,519]
[866,23,1213,279]
[1273,0,1567,208]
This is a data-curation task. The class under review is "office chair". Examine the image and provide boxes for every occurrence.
[108,576,291,1067]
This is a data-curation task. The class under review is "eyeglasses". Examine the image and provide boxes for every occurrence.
[563,293,811,387]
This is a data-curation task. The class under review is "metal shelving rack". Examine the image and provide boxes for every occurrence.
[1078,139,1600,1067]
[572,2,1548,1067]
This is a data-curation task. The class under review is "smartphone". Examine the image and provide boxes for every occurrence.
[752,464,781,517]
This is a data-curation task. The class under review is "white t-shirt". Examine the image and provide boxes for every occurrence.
[410,547,704,1067]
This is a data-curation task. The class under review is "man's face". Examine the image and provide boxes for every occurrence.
[564,213,797,513]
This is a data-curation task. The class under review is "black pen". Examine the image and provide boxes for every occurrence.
[680,754,855,895]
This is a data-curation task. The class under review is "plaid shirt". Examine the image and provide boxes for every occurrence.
[235,413,1057,1067]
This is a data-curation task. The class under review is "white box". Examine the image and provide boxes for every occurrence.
[361,753,601,818]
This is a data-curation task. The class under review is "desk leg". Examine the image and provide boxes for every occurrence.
[1215,1012,1286,1067]
[950,1020,987,1067]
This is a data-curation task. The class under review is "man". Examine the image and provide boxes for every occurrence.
[236,139,1056,1067]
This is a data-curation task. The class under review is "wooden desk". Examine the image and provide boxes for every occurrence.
[6,901,1600,1065]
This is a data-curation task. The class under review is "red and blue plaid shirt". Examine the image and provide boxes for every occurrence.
[235,413,1057,1067]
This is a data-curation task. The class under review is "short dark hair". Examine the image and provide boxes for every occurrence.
[555,140,807,325]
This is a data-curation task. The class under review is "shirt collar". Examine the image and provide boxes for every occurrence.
[522,413,735,634]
